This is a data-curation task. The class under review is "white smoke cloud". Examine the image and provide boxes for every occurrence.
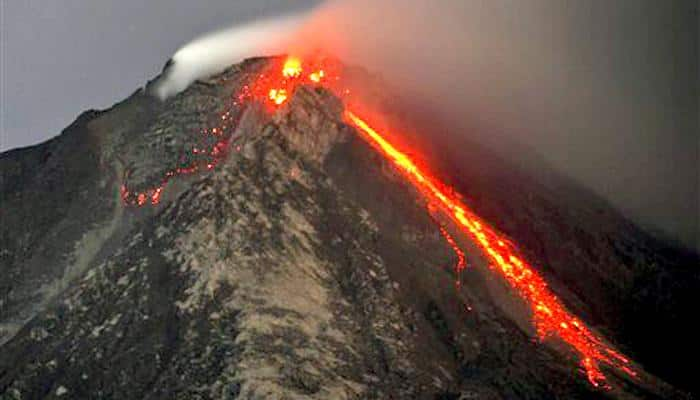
[153,12,311,99]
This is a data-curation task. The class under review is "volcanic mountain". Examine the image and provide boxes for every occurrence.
[0,56,697,400]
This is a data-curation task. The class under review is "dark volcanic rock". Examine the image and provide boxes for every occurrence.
[0,57,695,400]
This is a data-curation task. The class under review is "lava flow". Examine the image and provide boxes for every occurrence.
[428,205,468,286]
[344,110,637,388]
[438,224,468,286]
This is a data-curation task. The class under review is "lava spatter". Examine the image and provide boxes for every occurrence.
[119,59,292,207]
[438,225,467,285]
[428,204,468,286]
[119,135,232,207]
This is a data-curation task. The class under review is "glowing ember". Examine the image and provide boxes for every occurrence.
[269,88,288,105]
[438,224,467,285]
[119,147,229,207]
[120,104,236,207]
[309,70,325,83]
[282,57,302,78]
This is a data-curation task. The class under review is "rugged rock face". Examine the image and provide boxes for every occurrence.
[0,57,696,399]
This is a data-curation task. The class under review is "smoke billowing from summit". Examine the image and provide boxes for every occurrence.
[159,0,698,249]
[153,12,309,99]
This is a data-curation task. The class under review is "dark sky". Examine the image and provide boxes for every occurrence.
[1,0,318,151]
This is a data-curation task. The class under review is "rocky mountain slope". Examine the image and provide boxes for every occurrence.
[0,57,697,399]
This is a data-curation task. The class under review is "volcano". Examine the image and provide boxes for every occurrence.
[0,56,697,400]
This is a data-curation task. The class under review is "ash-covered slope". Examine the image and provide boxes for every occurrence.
[0,57,694,399]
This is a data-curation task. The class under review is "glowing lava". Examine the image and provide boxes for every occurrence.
[344,110,636,388]
[439,223,468,286]
[120,132,230,207]
[268,88,289,105]
[309,70,325,83]
[282,57,303,78]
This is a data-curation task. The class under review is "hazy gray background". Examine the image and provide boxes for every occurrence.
[1,0,698,249]
[1,0,318,151]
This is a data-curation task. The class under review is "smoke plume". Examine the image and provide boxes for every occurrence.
[153,12,309,99]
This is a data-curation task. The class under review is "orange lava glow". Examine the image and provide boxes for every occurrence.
[269,88,289,105]
[120,136,230,207]
[309,70,325,83]
[438,224,467,286]
[282,57,303,78]
[345,110,637,388]
[120,54,640,389]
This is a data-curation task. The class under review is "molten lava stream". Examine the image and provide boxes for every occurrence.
[344,110,637,388]
[253,55,637,387]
